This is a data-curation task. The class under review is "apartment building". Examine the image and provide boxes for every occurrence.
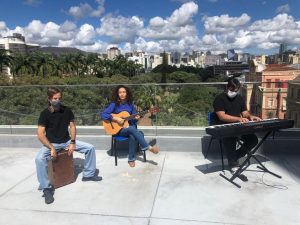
[244,60,300,119]
[107,47,121,60]
[286,75,300,127]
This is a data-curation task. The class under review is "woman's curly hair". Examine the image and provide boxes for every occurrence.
[111,85,133,105]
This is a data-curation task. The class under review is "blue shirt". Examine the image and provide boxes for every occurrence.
[101,102,138,126]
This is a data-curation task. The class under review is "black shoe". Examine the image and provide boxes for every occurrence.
[82,175,103,182]
[82,169,102,182]
[238,174,248,182]
[43,188,54,204]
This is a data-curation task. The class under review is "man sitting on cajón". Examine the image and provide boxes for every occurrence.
[35,87,102,204]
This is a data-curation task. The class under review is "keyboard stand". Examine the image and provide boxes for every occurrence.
[219,131,281,188]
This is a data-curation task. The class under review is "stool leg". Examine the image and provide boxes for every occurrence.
[143,150,146,162]
[110,137,114,156]
[114,139,118,166]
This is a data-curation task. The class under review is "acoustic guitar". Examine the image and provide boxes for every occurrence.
[102,107,159,135]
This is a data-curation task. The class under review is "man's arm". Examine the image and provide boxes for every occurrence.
[37,126,56,158]
[216,111,249,123]
[67,121,76,155]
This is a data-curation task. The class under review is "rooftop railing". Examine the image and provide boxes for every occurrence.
[0,81,296,127]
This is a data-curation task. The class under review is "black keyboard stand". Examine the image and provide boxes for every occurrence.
[219,131,282,188]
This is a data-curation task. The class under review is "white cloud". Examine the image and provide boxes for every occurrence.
[168,1,198,26]
[140,2,198,40]
[75,24,96,45]
[0,21,7,30]
[276,4,290,14]
[203,13,251,33]
[97,15,144,43]
[68,0,105,19]
[249,14,297,32]
[76,41,107,53]
[68,3,93,20]
[59,21,77,33]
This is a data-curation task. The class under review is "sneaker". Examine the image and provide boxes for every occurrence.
[82,169,102,182]
[43,188,54,204]
[149,146,159,154]
[238,174,248,182]
[128,161,135,167]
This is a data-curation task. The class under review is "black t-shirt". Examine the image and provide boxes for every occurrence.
[38,106,75,143]
[212,92,247,125]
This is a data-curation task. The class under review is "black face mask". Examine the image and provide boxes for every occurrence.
[50,99,61,109]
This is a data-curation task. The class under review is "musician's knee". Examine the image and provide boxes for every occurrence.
[242,134,258,148]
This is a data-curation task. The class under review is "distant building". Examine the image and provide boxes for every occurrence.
[279,43,287,55]
[205,54,223,66]
[255,55,267,64]
[227,49,236,61]
[171,52,181,64]
[107,47,121,60]
[286,75,300,127]
[244,60,300,119]
[210,61,249,76]
[0,33,39,77]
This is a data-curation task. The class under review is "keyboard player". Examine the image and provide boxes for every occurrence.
[212,78,261,172]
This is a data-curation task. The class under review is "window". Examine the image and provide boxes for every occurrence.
[291,88,294,98]
[282,99,286,111]
[268,97,273,107]
[298,89,300,100]
[275,79,281,88]
[266,79,272,88]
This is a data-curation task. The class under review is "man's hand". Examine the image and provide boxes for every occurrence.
[50,147,57,159]
[239,117,249,123]
[135,115,141,120]
[249,115,261,121]
[67,143,76,156]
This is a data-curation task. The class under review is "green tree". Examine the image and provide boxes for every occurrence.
[0,49,13,75]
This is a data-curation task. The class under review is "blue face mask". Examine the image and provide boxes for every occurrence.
[50,99,61,109]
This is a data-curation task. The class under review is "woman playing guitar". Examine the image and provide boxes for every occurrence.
[101,85,159,167]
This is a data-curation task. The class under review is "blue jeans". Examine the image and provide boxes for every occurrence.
[118,126,149,162]
[35,140,97,190]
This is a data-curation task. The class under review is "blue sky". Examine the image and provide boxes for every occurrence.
[1,0,300,54]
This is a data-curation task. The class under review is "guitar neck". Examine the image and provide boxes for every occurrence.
[124,110,148,120]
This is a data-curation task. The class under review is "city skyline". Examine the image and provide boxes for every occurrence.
[1,0,300,55]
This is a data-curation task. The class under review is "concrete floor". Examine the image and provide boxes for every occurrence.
[0,148,300,225]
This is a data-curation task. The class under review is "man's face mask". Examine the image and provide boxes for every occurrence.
[227,90,238,98]
[50,99,61,109]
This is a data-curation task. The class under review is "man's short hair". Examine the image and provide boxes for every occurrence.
[227,78,241,90]
[47,87,62,99]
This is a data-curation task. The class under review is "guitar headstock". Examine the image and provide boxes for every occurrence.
[149,106,160,114]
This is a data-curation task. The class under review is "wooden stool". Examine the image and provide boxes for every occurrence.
[48,150,75,188]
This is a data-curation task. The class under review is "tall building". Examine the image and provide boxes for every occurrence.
[107,47,121,60]
[171,52,181,64]
[227,49,236,61]
[244,60,300,119]
[0,33,39,77]
[279,43,287,55]
[286,75,300,127]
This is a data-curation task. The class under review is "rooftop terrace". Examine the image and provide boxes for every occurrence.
[0,126,300,225]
